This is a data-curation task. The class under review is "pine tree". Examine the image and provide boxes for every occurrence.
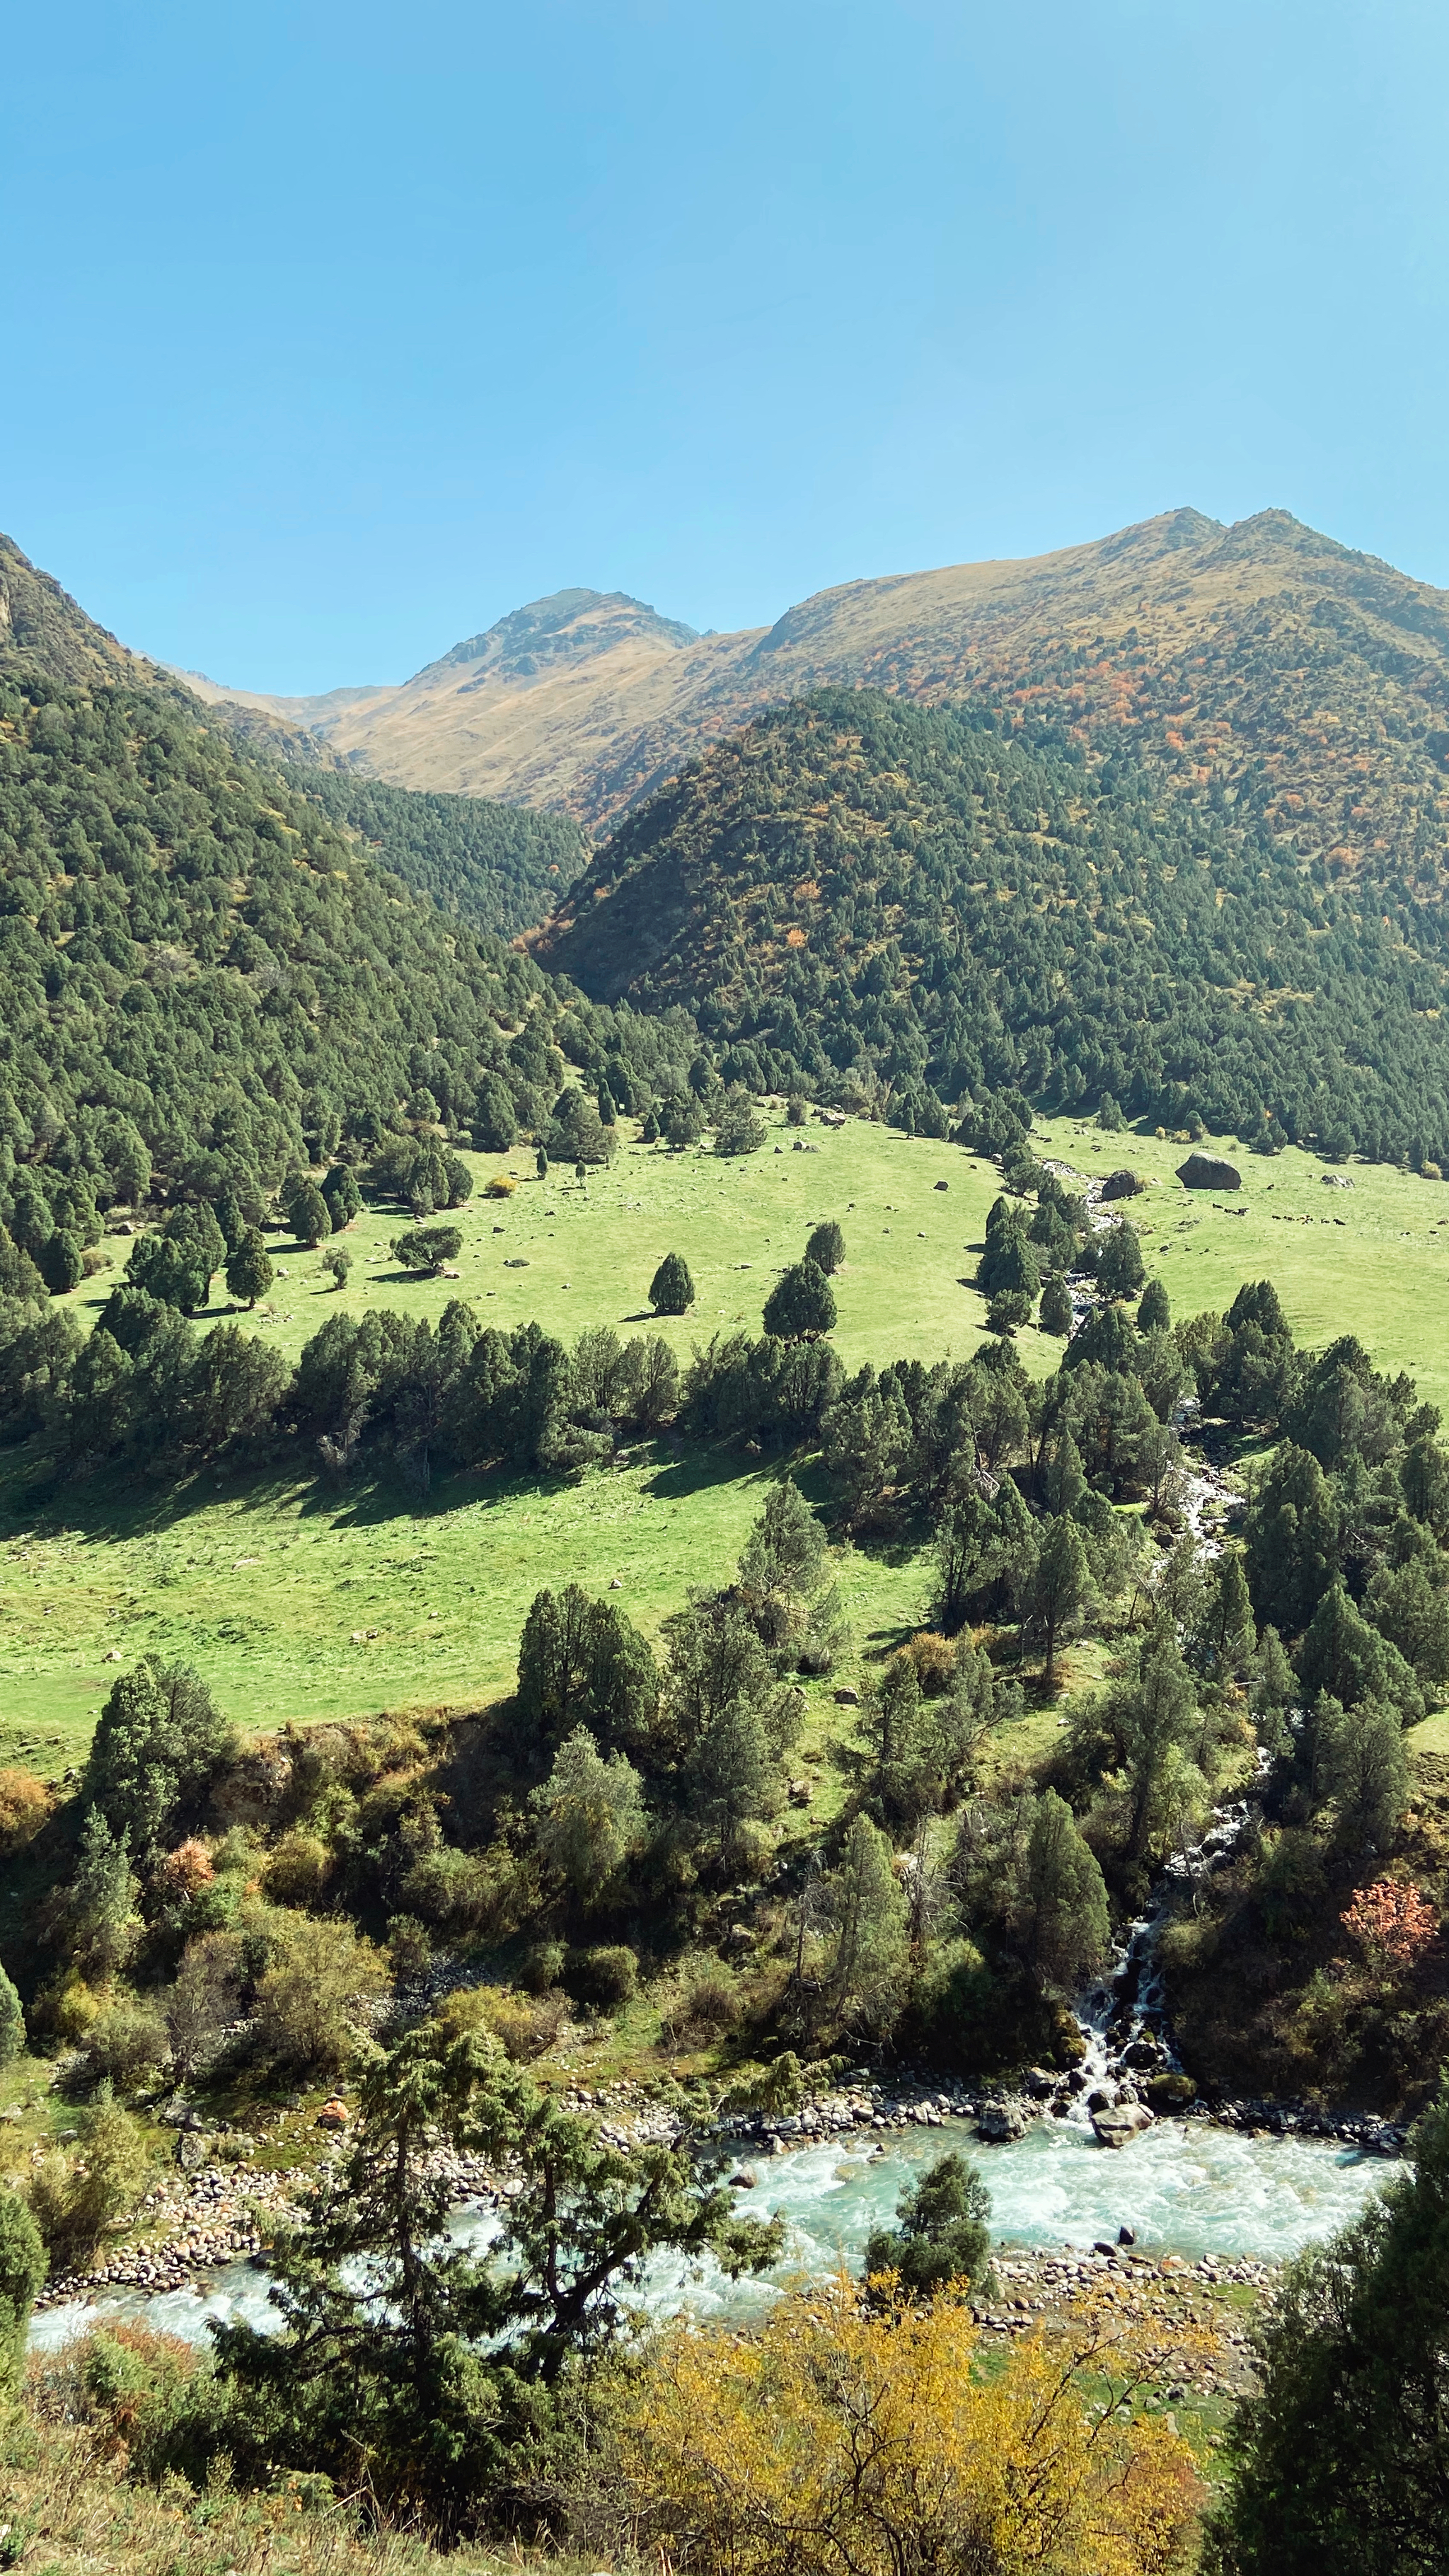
[650,1251,695,1315]
[1024,1516,1092,1687]
[226,1227,274,1308]
[1023,1789,1109,1988]
[1039,1273,1073,1336]
[763,1258,836,1341]
[1097,1222,1145,1299]
[805,1220,846,1274]
[0,2189,45,2391]
[828,1817,909,2031]
[1206,2081,1449,2575]
[0,1963,23,2066]
[1138,1276,1171,1334]
[862,2152,991,2298]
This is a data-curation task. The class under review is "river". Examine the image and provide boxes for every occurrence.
[29,2109,1392,2354]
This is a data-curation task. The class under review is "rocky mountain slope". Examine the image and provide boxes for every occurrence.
[196,512,1449,877]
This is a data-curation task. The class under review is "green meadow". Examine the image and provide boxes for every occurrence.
[4,1102,1448,1773]
[1030,1113,1449,1415]
[0,1111,999,1769]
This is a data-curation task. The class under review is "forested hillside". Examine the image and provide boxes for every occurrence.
[0,652,693,1228]
[301,771,587,937]
[539,688,1449,1165]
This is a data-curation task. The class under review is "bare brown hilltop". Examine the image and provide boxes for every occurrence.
[187,509,1449,875]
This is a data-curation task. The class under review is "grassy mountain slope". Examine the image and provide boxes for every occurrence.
[215,513,1449,871]
[537,687,1449,1163]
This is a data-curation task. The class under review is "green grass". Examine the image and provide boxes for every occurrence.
[8,1102,1448,1773]
[1031,1114,1449,1414]
[80,1105,1009,1375]
[0,1451,948,1776]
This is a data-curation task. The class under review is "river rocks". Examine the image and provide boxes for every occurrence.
[1176,1151,1241,1191]
[977,2098,1029,2144]
[1092,2101,1155,2149]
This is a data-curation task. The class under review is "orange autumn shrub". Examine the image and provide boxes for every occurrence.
[1342,1877,1438,1971]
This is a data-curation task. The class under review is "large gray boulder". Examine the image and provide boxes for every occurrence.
[1092,2100,1155,2149]
[1177,1151,1241,1191]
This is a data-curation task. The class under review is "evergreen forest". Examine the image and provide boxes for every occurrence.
[541,688,1449,1167]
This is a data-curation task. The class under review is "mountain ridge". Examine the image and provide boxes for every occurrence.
[173,509,1449,880]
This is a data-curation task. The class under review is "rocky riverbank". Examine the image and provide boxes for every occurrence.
[32,2061,1403,2315]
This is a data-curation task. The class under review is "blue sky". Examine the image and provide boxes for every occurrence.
[5,0,1448,691]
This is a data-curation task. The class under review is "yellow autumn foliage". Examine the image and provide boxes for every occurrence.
[621,2277,1206,2576]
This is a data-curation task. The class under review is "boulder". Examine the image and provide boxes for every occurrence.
[316,2098,351,2130]
[1099,1168,1144,1201]
[976,2097,1029,2143]
[1092,2101,1155,2149]
[1177,1152,1241,1191]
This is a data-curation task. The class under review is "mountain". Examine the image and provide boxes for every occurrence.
[1,531,171,694]
[187,589,710,815]
[534,686,1449,1167]
[209,514,1449,874]
[0,541,681,1225]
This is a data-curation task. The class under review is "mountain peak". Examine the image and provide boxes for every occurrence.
[415,588,699,689]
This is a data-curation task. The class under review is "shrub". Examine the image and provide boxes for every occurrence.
[662,1959,742,2044]
[485,1174,516,1198]
[478,1987,568,2062]
[154,1837,216,1902]
[321,1246,352,1289]
[0,1766,51,1852]
[261,1827,334,1907]
[650,1251,695,1315]
[28,2086,153,2268]
[164,1931,243,2081]
[521,1939,567,1994]
[565,1943,639,2014]
[385,1914,433,1982]
[73,2321,205,2475]
[391,1224,462,1273]
[79,1998,171,2093]
[901,1631,957,1696]
[251,1916,388,2074]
